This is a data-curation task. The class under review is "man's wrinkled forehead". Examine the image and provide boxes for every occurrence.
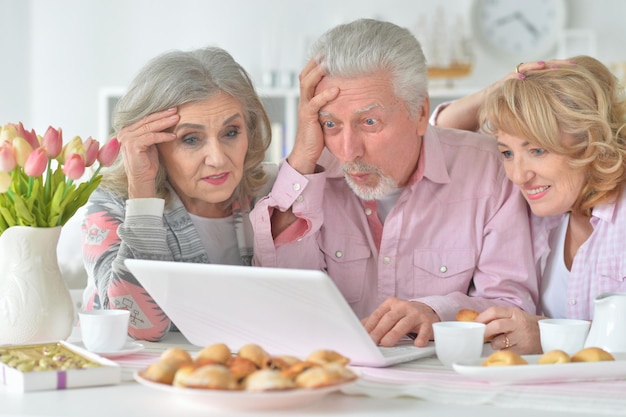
[319,103,383,120]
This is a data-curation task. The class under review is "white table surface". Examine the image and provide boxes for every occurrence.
[0,387,578,417]
[1,330,623,417]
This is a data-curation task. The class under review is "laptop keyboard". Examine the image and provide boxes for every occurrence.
[378,344,420,357]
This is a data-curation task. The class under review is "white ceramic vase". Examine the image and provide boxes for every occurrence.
[0,226,75,344]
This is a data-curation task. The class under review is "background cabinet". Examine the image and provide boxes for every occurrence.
[257,87,299,163]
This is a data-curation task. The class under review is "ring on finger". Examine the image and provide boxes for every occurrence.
[515,62,523,74]
[504,335,511,349]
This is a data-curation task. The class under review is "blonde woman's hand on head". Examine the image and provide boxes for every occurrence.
[434,59,575,131]
[512,59,576,78]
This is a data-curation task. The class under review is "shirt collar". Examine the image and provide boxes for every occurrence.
[591,197,618,225]
[407,125,451,186]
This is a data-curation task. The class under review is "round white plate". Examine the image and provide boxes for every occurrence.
[133,371,353,411]
[76,341,145,358]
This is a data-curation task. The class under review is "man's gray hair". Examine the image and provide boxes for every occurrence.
[309,19,428,115]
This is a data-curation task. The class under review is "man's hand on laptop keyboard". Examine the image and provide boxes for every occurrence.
[361,297,440,348]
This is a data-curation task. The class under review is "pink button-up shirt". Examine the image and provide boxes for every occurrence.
[252,125,538,321]
[532,186,626,320]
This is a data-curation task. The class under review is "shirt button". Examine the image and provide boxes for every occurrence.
[569,299,577,305]
[296,195,303,203]
[364,208,372,216]
[335,251,343,258]
[293,183,301,191]
[439,266,448,273]
[383,256,391,264]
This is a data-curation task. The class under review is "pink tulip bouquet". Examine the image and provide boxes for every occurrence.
[0,122,121,235]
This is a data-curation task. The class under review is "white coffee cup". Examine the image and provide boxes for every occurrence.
[78,309,130,353]
[538,318,591,355]
[432,321,486,367]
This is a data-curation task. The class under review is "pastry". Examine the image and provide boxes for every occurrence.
[266,355,301,371]
[142,359,183,385]
[175,364,239,390]
[159,347,193,366]
[195,343,232,365]
[281,360,319,379]
[306,349,350,366]
[172,364,199,387]
[243,369,296,391]
[141,347,195,384]
[537,349,571,364]
[324,362,357,382]
[237,343,271,368]
[226,356,259,381]
[482,350,528,366]
[455,309,480,322]
[571,347,615,362]
[294,363,356,388]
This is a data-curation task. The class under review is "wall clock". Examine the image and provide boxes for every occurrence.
[471,0,567,61]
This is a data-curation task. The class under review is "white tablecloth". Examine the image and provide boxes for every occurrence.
[107,334,626,416]
[344,358,626,415]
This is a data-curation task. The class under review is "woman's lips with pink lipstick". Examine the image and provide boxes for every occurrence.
[524,185,550,200]
[203,172,229,185]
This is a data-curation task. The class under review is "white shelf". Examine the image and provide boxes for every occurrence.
[429,86,480,97]
[257,87,299,163]
[98,86,126,141]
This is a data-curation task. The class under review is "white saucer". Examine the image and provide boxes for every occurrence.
[76,341,145,358]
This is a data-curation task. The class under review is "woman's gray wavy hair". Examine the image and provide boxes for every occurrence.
[101,46,271,208]
[309,18,428,116]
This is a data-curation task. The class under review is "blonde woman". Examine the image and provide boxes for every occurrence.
[433,56,626,353]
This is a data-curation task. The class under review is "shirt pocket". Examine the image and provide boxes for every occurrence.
[596,254,626,293]
[412,249,477,294]
[320,234,372,303]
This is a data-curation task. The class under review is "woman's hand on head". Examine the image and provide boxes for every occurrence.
[120,108,179,198]
[476,306,543,354]
[434,59,576,132]
[506,59,576,80]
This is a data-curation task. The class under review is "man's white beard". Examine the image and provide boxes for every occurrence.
[342,160,399,201]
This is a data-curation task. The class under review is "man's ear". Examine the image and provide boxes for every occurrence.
[416,96,430,136]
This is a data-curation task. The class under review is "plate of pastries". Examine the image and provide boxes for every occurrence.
[453,346,626,385]
[134,342,358,410]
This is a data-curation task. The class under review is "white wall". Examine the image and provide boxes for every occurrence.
[1,0,625,142]
[0,0,29,125]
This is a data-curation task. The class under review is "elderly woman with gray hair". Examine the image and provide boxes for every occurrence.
[81,46,276,341]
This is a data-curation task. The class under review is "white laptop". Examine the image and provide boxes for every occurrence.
[125,259,435,367]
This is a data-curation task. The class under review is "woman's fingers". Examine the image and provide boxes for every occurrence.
[126,108,179,135]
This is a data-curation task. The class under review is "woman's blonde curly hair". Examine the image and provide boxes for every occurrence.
[479,55,626,216]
